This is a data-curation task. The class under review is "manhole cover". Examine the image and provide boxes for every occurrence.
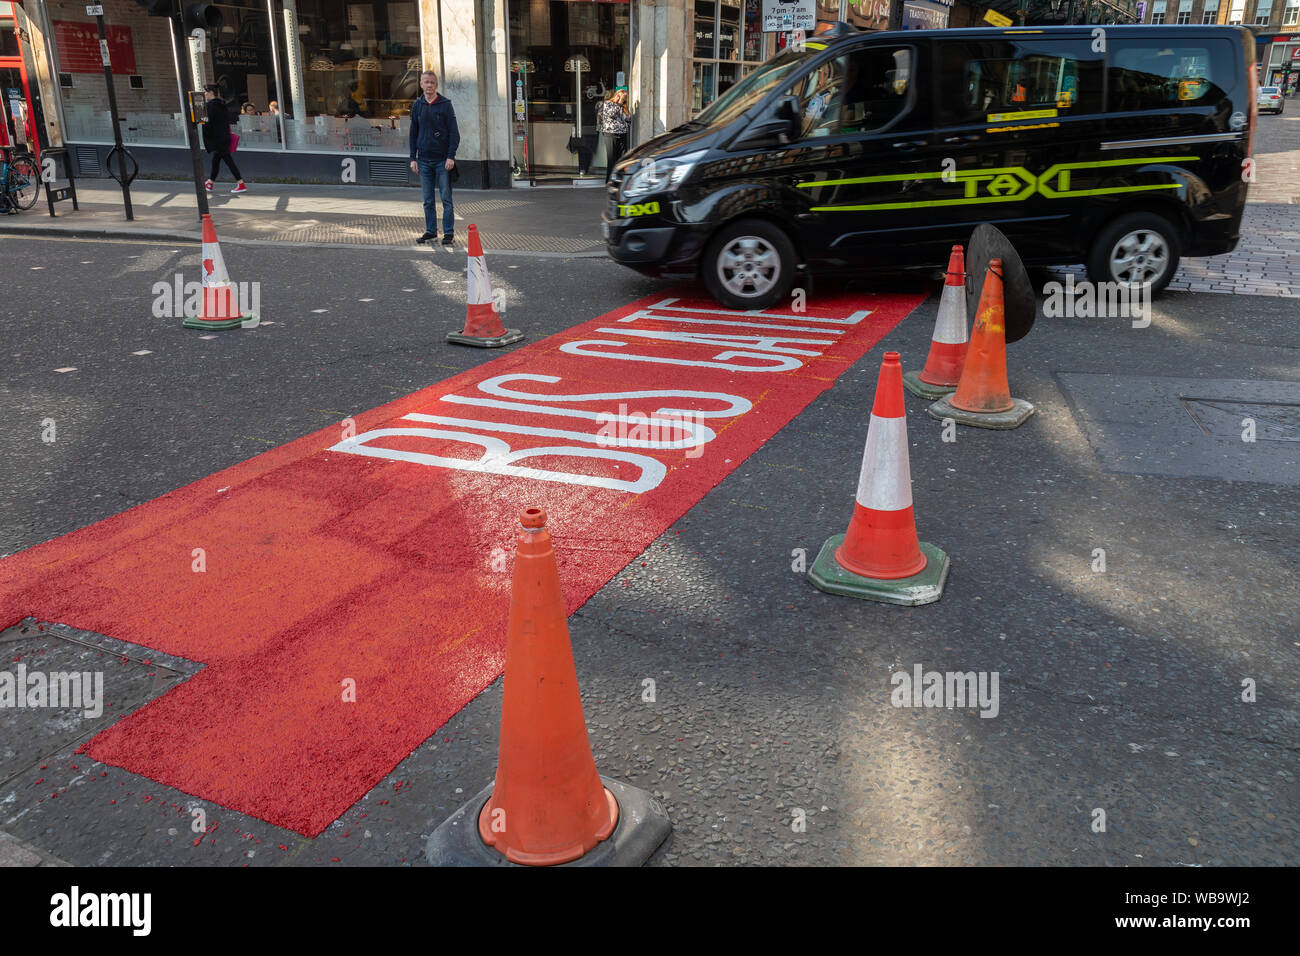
[1181,398,1300,442]
[0,620,196,788]
[1056,374,1300,485]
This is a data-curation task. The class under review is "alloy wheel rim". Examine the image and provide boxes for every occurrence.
[1109,229,1169,286]
[718,235,780,298]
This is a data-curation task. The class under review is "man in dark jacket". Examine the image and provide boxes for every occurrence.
[202,84,247,194]
[408,71,459,245]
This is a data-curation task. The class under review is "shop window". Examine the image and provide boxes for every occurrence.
[692,0,770,114]
[279,0,422,154]
[695,0,718,59]
[0,22,20,56]
[50,2,186,148]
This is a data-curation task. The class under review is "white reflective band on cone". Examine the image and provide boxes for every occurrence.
[854,413,913,512]
[932,284,968,345]
[467,256,492,305]
[202,242,230,288]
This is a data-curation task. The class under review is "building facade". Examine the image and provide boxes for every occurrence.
[1136,0,1300,90]
[2,0,786,186]
[0,0,1277,190]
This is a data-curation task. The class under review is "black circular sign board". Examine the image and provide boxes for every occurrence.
[964,223,1036,345]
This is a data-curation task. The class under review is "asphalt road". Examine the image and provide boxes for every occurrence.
[0,222,1295,866]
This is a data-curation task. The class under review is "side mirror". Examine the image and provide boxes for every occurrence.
[775,95,799,124]
[732,95,802,150]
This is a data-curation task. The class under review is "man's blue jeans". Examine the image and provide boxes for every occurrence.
[418,159,454,236]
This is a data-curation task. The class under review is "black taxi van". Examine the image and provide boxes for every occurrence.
[604,24,1257,309]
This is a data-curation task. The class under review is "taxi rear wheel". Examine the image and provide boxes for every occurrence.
[703,219,796,310]
[1086,212,1180,297]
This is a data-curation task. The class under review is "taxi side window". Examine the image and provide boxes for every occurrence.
[786,47,913,139]
[938,40,1102,126]
[1107,42,1229,110]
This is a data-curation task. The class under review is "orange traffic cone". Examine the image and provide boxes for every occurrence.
[903,245,968,399]
[425,507,671,867]
[808,352,949,606]
[183,214,255,330]
[927,259,1035,429]
[446,224,525,348]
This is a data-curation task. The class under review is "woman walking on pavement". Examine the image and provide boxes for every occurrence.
[202,85,247,194]
[598,87,630,182]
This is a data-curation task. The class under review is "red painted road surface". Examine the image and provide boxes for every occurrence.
[0,289,924,835]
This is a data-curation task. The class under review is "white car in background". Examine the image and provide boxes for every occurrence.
[1257,86,1285,114]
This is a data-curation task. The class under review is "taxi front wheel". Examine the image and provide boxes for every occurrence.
[1086,212,1180,297]
[703,219,796,310]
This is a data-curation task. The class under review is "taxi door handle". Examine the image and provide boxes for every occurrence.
[943,134,981,144]
[891,139,927,150]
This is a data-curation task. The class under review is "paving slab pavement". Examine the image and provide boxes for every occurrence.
[0,180,609,256]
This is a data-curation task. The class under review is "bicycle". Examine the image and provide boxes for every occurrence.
[0,146,40,213]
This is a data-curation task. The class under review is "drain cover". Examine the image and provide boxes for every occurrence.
[1182,398,1300,442]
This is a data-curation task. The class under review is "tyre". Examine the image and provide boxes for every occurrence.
[1086,211,1180,296]
[702,218,796,310]
[7,153,40,210]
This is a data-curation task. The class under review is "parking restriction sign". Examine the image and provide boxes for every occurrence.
[761,0,814,31]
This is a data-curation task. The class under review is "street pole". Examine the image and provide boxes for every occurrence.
[88,4,134,220]
[166,0,210,219]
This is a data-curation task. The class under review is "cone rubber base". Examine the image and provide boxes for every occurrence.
[183,313,252,330]
[902,370,957,400]
[446,328,525,349]
[425,776,671,867]
[927,395,1035,430]
[808,535,949,606]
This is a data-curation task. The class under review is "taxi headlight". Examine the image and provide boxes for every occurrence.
[622,150,706,200]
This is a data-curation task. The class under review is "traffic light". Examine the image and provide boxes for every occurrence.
[183,3,222,32]
[131,0,221,32]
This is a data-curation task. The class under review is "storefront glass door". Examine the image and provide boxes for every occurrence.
[507,0,630,183]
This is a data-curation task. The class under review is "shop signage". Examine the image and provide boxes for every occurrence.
[53,21,136,75]
[85,4,103,15]
[564,55,590,72]
[214,40,264,69]
[847,0,891,30]
[984,8,1013,26]
[761,0,815,32]
[902,1,950,29]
